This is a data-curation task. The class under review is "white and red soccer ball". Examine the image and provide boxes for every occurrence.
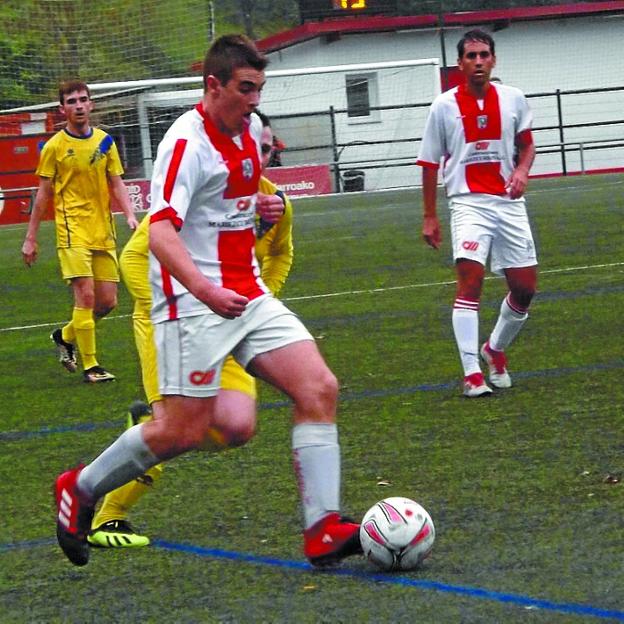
[360,497,435,571]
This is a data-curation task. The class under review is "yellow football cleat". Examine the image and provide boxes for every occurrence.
[88,520,150,548]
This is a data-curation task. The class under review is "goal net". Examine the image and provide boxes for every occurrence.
[0,0,214,110]
[1,58,440,194]
[89,59,441,191]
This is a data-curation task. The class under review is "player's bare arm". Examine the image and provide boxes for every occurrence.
[421,166,442,250]
[507,132,535,199]
[21,177,53,267]
[149,219,248,319]
[108,175,139,230]
[256,191,285,224]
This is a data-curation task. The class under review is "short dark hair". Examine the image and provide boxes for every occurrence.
[457,29,495,58]
[202,34,268,90]
[59,80,91,105]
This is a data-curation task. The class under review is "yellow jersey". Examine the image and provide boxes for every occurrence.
[36,128,125,249]
[255,176,294,296]
[123,176,293,298]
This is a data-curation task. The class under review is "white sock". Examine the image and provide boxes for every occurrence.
[77,424,160,501]
[292,423,340,529]
[489,294,528,351]
[452,298,480,376]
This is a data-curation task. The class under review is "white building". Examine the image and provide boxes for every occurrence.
[255,2,624,188]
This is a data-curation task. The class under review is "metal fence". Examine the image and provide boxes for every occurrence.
[1,84,623,212]
[264,84,624,192]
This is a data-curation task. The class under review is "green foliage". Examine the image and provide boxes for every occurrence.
[0,0,299,110]
[219,0,300,38]
[0,0,614,109]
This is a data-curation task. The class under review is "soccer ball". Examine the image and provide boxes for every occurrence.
[360,497,435,571]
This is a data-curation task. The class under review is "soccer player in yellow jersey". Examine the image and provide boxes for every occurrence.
[88,112,294,547]
[22,80,139,383]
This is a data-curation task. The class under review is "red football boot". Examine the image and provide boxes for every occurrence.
[304,512,362,567]
[54,466,95,566]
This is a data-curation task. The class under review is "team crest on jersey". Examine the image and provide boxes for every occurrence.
[241,158,254,180]
[477,115,488,129]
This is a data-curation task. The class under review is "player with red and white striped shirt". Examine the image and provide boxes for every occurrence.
[53,34,361,568]
[417,29,538,397]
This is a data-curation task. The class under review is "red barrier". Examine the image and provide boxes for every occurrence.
[1,164,335,226]
[264,164,333,196]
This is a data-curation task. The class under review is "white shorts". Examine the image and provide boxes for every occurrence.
[154,294,313,397]
[449,198,538,275]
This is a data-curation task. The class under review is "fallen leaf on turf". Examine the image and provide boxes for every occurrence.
[377,480,391,486]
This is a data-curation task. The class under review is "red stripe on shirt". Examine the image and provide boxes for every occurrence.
[465,162,506,195]
[517,128,534,147]
[455,84,502,142]
[164,138,188,204]
[197,105,261,198]
[217,228,264,300]
[159,265,178,320]
[456,84,506,194]
[150,207,183,230]
[416,159,440,170]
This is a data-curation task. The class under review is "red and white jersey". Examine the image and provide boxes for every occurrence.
[148,104,266,323]
[417,83,533,206]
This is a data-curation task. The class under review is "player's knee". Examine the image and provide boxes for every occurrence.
[506,268,537,308]
[296,368,339,416]
[75,293,96,310]
[457,284,481,301]
[316,368,339,404]
[456,261,484,300]
[223,420,256,448]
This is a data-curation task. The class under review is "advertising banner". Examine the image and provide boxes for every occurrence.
[264,164,333,197]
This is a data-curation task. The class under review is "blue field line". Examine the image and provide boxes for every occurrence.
[0,538,55,550]
[3,537,621,620]
[0,538,624,622]
[151,539,624,621]
[2,358,623,442]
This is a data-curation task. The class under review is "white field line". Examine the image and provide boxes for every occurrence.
[286,179,624,219]
[284,261,624,302]
[2,261,623,333]
[1,313,133,333]
[297,235,359,244]
[0,224,28,232]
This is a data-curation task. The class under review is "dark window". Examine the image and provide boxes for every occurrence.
[346,76,370,118]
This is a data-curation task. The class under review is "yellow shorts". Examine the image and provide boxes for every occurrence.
[58,247,119,282]
[221,354,257,398]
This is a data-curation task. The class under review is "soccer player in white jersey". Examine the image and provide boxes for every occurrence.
[53,34,361,568]
[417,29,537,398]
